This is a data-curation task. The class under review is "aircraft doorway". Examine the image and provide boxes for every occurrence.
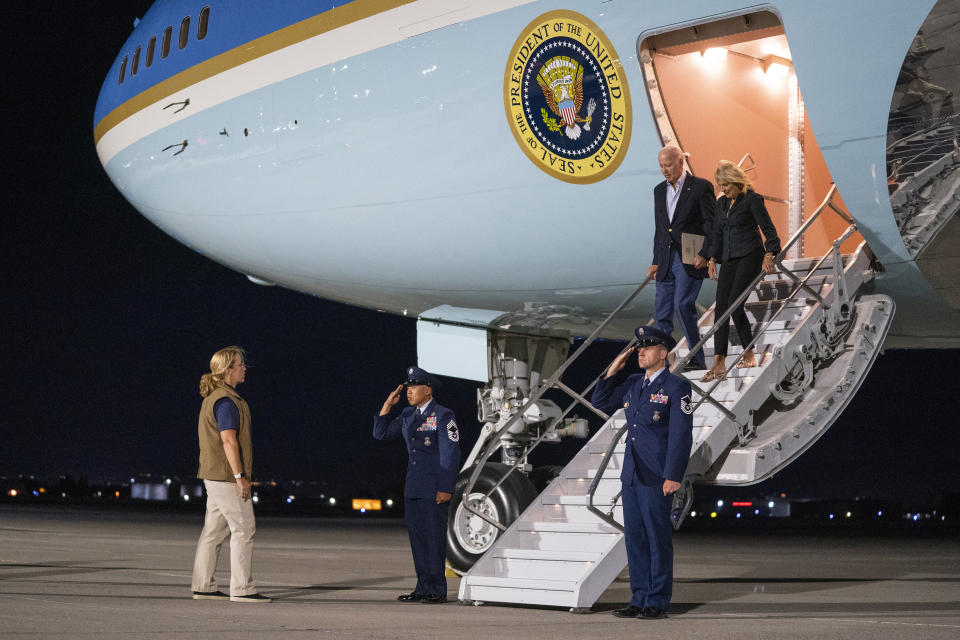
[638,11,860,258]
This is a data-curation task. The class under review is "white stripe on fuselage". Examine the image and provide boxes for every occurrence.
[96,0,533,167]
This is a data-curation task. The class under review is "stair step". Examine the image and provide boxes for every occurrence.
[517,521,619,534]
[541,494,619,506]
[493,548,602,562]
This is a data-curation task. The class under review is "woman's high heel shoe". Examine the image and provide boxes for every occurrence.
[701,368,727,383]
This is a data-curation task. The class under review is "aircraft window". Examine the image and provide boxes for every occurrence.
[161,26,172,58]
[179,16,190,50]
[146,36,156,67]
[131,46,141,76]
[118,56,128,84]
[198,7,210,40]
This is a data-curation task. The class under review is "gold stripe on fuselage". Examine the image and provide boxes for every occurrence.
[93,0,415,145]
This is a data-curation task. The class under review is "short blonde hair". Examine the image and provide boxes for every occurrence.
[199,346,247,397]
[715,160,754,193]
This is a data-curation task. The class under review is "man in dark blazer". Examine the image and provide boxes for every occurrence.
[591,326,694,620]
[374,366,460,604]
[647,146,716,370]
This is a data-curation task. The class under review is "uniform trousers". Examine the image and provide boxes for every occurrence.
[621,478,674,609]
[191,479,257,597]
[713,249,763,356]
[654,248,706,367]
[404,497,449,597]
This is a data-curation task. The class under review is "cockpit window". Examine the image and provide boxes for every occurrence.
[146,36,156,67]
[198,7,210,40]
[161,26,172,58]
[118,56,128,84]
[179,16,190,50]
[131,46,141,77]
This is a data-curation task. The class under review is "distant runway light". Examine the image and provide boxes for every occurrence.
[768,501,775,508]
[716,500,724,508]
[329,497,337,506]
[183,495,190,502]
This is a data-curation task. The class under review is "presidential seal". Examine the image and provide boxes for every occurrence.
[504,11,631,184]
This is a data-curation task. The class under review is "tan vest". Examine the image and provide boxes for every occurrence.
[197,385,253,482]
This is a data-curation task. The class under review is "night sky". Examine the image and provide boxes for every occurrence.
[2,3,958,509]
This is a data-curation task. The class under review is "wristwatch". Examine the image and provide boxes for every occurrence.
[234,472,244,479]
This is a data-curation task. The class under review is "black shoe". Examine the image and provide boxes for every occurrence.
[639,606,668,619]
[419,594,448,604]
[192,590,229,600]
[230,593,272,603]
[397,592,425,602]
[612,605,643,618]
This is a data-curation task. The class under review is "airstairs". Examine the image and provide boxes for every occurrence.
[457,185,896,610]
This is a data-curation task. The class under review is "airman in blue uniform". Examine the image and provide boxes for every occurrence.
[374,366,460,604]
[591,326,694,620]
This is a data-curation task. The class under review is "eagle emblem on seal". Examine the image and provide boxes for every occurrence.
[536,56,596,140]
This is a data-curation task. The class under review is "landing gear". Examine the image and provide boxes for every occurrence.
[446,463,537,574]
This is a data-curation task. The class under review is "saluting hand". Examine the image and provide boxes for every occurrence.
[380,384,404,416]
[605,345,636,379]
[436,491,452,504]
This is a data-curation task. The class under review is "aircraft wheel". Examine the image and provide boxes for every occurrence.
[446,463,537,574]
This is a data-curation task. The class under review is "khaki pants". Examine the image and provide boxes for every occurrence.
[191,479,257,596]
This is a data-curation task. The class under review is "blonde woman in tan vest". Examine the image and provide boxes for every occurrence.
[191,346,271,603]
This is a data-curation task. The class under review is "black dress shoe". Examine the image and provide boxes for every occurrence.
[397,592,424,602]
[419,594,448,604]
[612,605,643,618]
[639,606,668,619]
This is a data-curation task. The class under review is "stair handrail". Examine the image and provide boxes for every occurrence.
[586,183,859,527]
[460,275,653,531]
[673,183,848,373]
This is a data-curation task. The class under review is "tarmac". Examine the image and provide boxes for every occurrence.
[1,505,958,639]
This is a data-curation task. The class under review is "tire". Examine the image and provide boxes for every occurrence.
[446,462,538,574]
[528,465,563,492]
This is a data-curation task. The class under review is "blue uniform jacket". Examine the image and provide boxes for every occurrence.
[591,370,693,486]
[373,402,461,498]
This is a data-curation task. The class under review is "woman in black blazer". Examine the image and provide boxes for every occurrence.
[702,161,781,382]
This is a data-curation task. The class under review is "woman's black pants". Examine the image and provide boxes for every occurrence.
[713,250,763,357]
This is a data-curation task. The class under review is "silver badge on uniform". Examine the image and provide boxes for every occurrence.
[624,401,629,408]
[424,437,431,447]
[652,410,660,422]
[680,394,694,415]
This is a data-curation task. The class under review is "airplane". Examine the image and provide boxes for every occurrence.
[94,0,959,608]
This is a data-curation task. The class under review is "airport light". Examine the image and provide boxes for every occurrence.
[710,512,717,518]
[768,501,775,508]
[828,513,834,520]
[252,495,259,504]
[352,499,382,512]
[735,513,742,519]
[716,500,724,508]
[183,495,190,502]
[386,499,394,508]
[690,511,696,517]
[701,47,727,62]
[7,489,17,497]
[845,511,852,518]
[328,497,337,506]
